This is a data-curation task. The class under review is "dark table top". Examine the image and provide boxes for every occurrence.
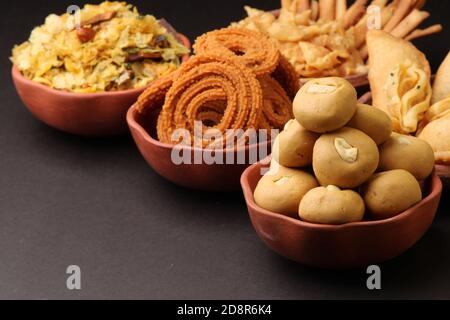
[1,0,449,300]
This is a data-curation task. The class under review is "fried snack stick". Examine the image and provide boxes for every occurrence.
[282,0,293,11]
[353,0,390,48]
[372,0,388,9]
[193,28,280,76]
[259,76,294,130]
[311,0,320,20]
[383,0,413,32]
[271,54,300,99]
[412,0,426,10]
[335,0,347,21]
[405,24,443,42]
[157,55,263,147]
[343,0,368,29]
[297,0,311,12]
[358,4,397,59]
[319,0,336,21]
[390,9,429,39]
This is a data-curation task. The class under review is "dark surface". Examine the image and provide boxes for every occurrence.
[0,0,449,300]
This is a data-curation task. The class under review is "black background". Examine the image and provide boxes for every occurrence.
[0,0,449,300]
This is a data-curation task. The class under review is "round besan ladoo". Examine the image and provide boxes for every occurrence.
[254,166,319,218]
[313,127,379,188]
[379,133,435,180]
[347,104,393,145]
[293,77,357,133]
[361,169,422,220]
[272,119,320,168]
[299,185,365,225]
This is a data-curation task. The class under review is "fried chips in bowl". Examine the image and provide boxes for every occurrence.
[11,1,189,93]
[127,27,300,190]
[11,1,191,136]
[232,0,441,86]
[234,5,367,79]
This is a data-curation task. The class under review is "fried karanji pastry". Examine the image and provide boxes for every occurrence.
[367,30,432,134]
[431,51,450,105]
[415,51,450,164]
[418,97,450,164]
[232,0,440,79]
[11,1,189,93]
[136,27,297,148]
[418,114,450,165]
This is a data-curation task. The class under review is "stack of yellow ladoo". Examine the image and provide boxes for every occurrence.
[254,77,435,225]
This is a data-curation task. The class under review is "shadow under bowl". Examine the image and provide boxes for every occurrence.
[127,104,273,192]
[241,159,442,268]
[11,30,190,137]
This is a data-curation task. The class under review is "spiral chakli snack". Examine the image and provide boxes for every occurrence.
[272,54,300,99]
[193,28,280,76]
[157,55,263,148]
[135,73,175,114]
[259,75,294,131]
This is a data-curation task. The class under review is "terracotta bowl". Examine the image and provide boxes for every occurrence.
[241,159,442,268]
[127,104,273,192]
[11,22,190,137]
[358,91,372,104]
[436,165,450,189]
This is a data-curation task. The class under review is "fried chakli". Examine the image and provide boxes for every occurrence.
[136,27,298,149]
[135,72,175,114]
[259,75,294,130]
[157,55,263,148]
[193,28,280,76]
[271,54,300,99]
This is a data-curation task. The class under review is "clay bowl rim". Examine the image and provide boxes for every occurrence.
[358,91,373,104]
[241,158,443,232]
[11,32,191,99]
[127,103,274,154]
[435,164,450,177]
[299,72,369,87]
